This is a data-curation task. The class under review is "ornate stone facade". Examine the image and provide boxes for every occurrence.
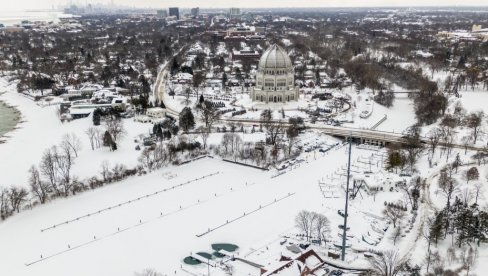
[251,44,299,103]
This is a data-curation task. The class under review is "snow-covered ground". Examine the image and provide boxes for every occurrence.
[0,144,401,276]
[0,77,152,188]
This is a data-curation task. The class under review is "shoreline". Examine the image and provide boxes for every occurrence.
[0,81,23,143]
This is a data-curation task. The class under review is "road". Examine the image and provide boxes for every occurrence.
[154,64,487,151]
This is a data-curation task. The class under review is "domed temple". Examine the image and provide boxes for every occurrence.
[251,44,299,103]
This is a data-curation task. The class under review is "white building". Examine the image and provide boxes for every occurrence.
[146,107,165,119]
[251,44,299,103]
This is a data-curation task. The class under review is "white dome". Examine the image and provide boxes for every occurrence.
[258,44,292,69]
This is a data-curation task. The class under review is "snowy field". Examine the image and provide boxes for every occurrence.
[0,141,402,276]
[0,77,152,188]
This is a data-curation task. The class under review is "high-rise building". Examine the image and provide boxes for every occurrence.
[191,7,200,17]
[169,7,180,20]
[229,7,241,19]
[156,9,168,18]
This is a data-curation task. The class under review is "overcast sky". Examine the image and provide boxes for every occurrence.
[2,0,488,11]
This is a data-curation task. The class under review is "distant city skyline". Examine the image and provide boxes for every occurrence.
[2,0,488,11]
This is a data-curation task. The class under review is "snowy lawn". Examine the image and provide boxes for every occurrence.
[0,144,401,276]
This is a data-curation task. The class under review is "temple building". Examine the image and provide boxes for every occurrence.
[251,44,299,103]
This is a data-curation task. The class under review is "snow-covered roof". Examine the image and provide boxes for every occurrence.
[258,44,292,69]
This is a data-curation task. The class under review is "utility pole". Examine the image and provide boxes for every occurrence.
[341,135,352,261]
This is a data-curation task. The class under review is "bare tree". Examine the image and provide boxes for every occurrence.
[392,226,402,245]
[94,127,103,149]
[474,182,483,205]
[369,250,405,276]
[61,133,82,157]
[8,186,28,213]
[260,109,284,145]
[221,133,233,154]
[138,148,154,172]
[459,187,473,206]
[295,210,312,241]
[134,268,163,276]
[100,160,111,182]
[184,87,192,105]
[428,127,442,157]
[105,116,126,141]
[28,165,49,204]
[197,126,210,149]
[314,212,330,245]
[383,205,406,228]
[40,146,61,196]
[85,127,98,150]
[56,142,75,196]
[461,246,476,276]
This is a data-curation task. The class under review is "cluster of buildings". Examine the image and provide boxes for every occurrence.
[155,7,241,21]
[437,24,488,42]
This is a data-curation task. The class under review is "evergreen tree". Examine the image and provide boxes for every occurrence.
[103,131,115,149]
[179,107,195,132]
[170,58,179,75]
[430,211,445,245]
[222,72,228,86]
[93,108,102,126]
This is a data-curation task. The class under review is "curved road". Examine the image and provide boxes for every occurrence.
[154,64,486,151]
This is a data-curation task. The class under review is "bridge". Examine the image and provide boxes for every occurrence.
[153,65,486,152]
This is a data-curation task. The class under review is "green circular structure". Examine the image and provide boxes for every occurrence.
[183,256,201,265]
[213,251,226,258]
[211,243,239,252]
[196,252,213,260]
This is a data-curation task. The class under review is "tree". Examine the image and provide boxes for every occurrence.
[86,127,97,150]
[286,117,302,156]
[192,71,205,97]
[197,126,210,149]
[369,250,405,276]
[461,246,476,276]
[383,204,406,228]
[260,109,283,145]
[403,126,424,171]
[100,160,111,182]
[92,108,102,126]
[295,210,312,241]
[57,141,75,196]
[474,182,483,205]
[222,72,228,86]
[428,127,442,157]
[61,133,82,157]
[105,116,126,141]
[40,146,61,196]
[200,100,220,130]
[28,165,49,204]
[430,212,445,245]
[386,146,404,173]
[179,107,195,132]
[314,213,330,245]
[103,131,116,151]
[8,186,28,213]
[438,165,458,235]
[134,268,163,276]
[465,111,484,144]
[374,90,395,107]
[183,87,192,106]
[466,167,479,183]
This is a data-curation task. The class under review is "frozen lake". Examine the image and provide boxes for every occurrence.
[0,100,19,137]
